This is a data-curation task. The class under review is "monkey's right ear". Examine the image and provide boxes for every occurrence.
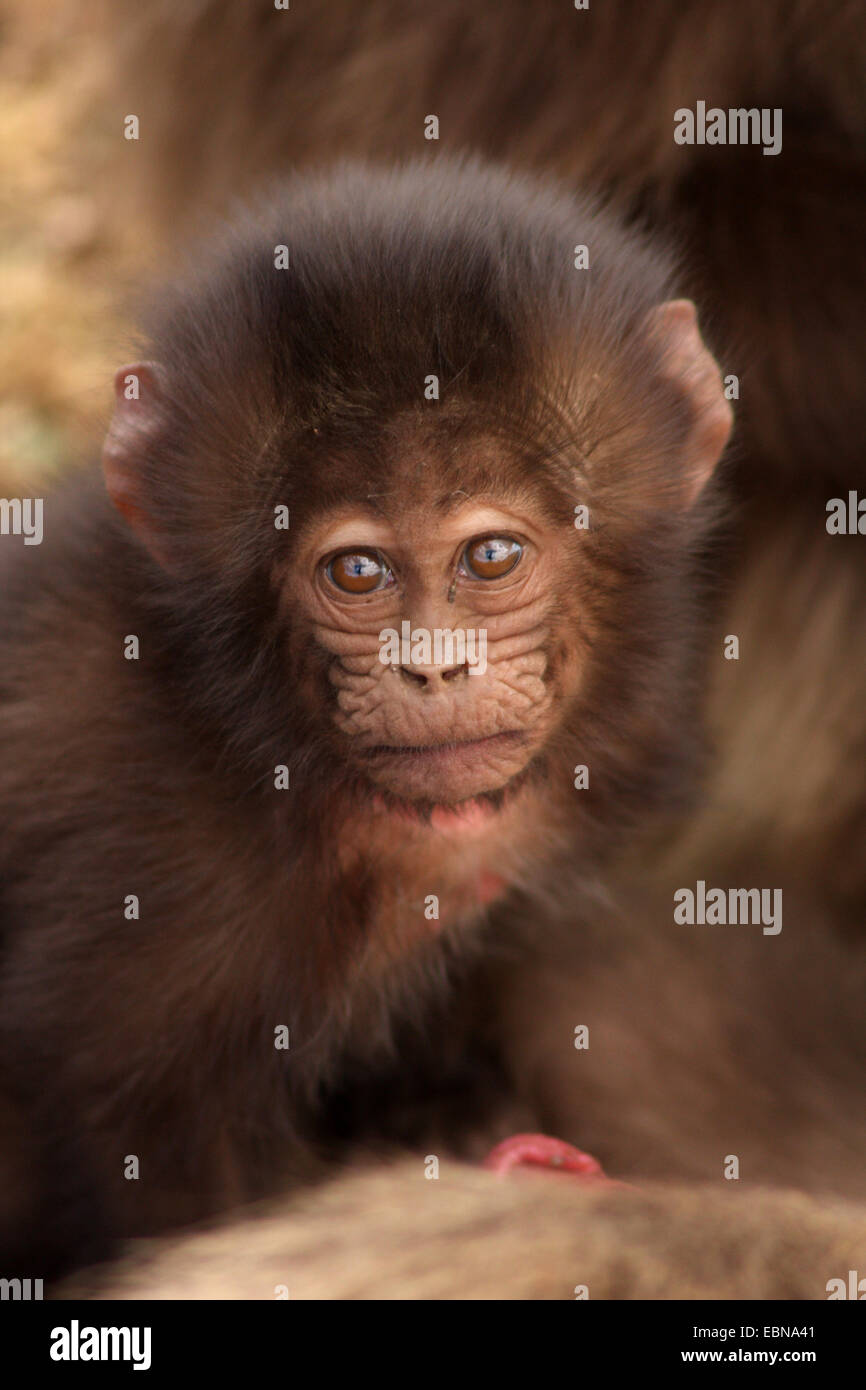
[102,363,171,566]
[643,300,733,508]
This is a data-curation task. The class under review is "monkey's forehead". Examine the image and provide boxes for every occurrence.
[288,491,561,556]
[270,421,581,532]
[147,161,674,408]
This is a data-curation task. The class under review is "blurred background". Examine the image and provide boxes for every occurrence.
[0,0,147,487]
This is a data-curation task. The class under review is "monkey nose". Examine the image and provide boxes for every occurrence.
[397,662,470,688]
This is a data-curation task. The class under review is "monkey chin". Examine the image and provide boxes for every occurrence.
[365,746,544,842]
[372,792,499,834]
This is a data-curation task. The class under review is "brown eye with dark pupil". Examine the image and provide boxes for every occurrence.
[327,550,389,594]
[463,537,523,580]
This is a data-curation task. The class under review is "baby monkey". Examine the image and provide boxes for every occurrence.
[0,158,730,1273]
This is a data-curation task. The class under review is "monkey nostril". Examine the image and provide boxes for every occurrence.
[397,666,428,687]
[396,663,469,688]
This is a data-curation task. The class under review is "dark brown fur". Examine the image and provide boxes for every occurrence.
[0,160,727,1276]
[103,0,866,490]
[7,2,866,1299]
[96,0,866,903]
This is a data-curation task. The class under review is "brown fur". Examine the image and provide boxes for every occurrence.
[7,1,866,1299]
[101,0,866,488]
[63,1163,866,1301]
[0,160,729,1276]
[496,877,866,1198]
[94,0,866,908]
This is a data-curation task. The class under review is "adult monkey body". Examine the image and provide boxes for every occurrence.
[63,1165,866,1301]
[0,161,731,1274]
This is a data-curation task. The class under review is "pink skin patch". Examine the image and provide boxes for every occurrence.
[483,1133,614,1183]
[476,870,506,905]
[429,799,497,832]
[372,793,499,833]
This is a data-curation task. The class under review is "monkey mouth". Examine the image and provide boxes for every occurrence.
[357,731,533,807]
[361,731,526,761]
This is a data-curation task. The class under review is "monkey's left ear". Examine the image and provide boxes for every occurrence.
[644,300,733,507]
[102,362,172,566]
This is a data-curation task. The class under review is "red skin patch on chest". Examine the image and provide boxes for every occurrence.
[429,799,497,832]
[483,1133,618,1184]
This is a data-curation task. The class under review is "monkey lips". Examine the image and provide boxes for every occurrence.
[357,729,534,803]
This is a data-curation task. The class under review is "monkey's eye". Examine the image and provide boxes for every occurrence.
[461,536,523,581]
[326,549,393,595]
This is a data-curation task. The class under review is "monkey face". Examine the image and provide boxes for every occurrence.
[285,464,581,805]
[99,162,730,847]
